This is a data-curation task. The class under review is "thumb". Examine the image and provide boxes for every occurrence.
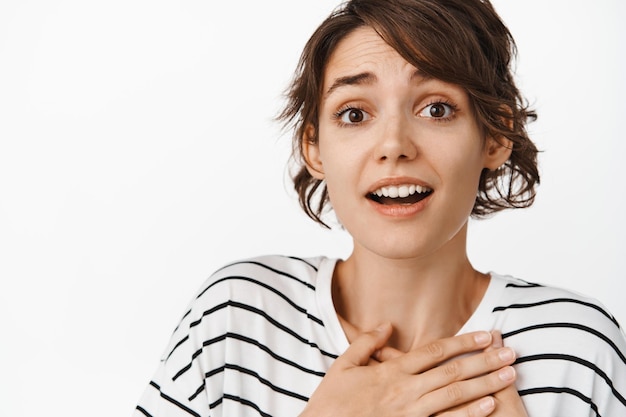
[338,322,393,367]
[373,345,404,362]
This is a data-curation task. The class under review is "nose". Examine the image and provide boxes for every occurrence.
[375,112,418,162]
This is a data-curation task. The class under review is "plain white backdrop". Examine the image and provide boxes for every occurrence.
[1,1,624,416]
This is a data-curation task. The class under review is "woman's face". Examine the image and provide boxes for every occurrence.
[304,26,510,261]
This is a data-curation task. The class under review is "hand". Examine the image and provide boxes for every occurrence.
[433,331,528,417]
[488,332,528,417]
[299,323,517,417]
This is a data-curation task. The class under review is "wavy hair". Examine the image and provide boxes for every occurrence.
[279,0,540,227]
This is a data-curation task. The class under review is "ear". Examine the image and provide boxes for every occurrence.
[302,124,325,179]
[484,134,513,170]
[484,106,515,170]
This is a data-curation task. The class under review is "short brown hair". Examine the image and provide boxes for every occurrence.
[279,0,539,227]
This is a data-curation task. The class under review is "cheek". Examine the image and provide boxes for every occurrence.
[435,141,486,196]
[318,137,364,179]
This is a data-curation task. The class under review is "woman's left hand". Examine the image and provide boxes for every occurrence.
[375,331,529,417]
[484,332,528,417]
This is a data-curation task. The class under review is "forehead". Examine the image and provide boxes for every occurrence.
[323,26,417,89]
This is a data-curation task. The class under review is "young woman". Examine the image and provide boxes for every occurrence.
[134,0,626,416]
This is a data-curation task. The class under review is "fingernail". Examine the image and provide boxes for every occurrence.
[498,348,515,361]
[498,366,516,381]
[474,331,491,344]
[479,396,495,412]
[490,331,503,348]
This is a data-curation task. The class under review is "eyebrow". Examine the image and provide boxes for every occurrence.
[324,72,376,98]
[324,69,432,98]
[411,68,431,82]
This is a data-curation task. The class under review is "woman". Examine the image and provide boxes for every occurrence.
[134,0,626,416]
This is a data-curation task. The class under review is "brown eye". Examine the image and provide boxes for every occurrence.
[348,109,364,123]
[420,102,454,119]
[429,104,447,118]
[338,108,370,125]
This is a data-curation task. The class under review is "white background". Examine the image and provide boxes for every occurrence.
[1,1,624,416]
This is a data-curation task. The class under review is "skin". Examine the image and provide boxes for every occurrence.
[301,327,519,417]
[300,27,528,416]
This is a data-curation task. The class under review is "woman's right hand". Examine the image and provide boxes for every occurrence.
[299,323,517,417]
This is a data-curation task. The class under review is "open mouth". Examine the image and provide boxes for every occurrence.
[368,184,433,205]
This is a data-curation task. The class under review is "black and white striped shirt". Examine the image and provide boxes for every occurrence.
[134,255,626,417]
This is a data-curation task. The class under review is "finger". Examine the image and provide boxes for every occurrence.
[487,331,503,351]
[435,396,496,417]
[418,366,516,416]
[416,347,516,396]
[483,331,502,355]
[373,345,404,362]
[393,331,493,374]
[337,322,393,367]
[492,383,528,416]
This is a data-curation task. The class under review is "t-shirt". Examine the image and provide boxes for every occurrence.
[134,255,626,417]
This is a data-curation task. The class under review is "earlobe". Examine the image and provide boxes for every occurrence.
[484,135,513,170]
[302,124,325,179]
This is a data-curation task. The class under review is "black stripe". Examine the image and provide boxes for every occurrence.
[505,282,543,288]
[224,332,326,376]
[170,291,330,360]
[516,353,626,407]
[493,298,620,327]
[287,255,319,271]
[172,333,226,380]
[208,394,272,417]
[213,260,316,291]
[169,298,335,364]
[188,384,206,402]
[222,394,272,417]
[166,335,190,360]
[196,276,323,325]
[209,396,222,410]
[519,386,600,417]
[228,301,336,357]
[224,363,309,401]
[174,332,327,381]
[148,381,201,417]
[170,258,323,357]
[502,322,626,366]
[173,309,193,333]
[209,363,309,402]
[185,300,336,358]
[135,405,152,417]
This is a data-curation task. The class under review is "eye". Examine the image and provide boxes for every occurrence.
[335,107,370,125]
[419,102,455,119]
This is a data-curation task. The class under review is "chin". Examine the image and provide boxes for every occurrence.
[360,238,440,261]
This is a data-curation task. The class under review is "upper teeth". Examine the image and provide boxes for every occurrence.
[372,184,432,198]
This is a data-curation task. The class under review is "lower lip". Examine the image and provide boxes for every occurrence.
[367,194,432,218]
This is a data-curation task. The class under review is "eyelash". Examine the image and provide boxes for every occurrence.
[333,105,368,128]
[420,100,458,123]
[331,99,459,128]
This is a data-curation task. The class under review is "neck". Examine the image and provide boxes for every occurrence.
[333,224,489,352]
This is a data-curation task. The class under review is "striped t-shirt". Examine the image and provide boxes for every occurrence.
[134,255,626,417]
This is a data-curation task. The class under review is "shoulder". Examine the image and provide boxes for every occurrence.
[171,254,334,338]
[200,254,326,292]
[185,255,328,311]
[158,254,333,376]
[489,273,626,414]
[489,272,623,340]
[138,255,335,416]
